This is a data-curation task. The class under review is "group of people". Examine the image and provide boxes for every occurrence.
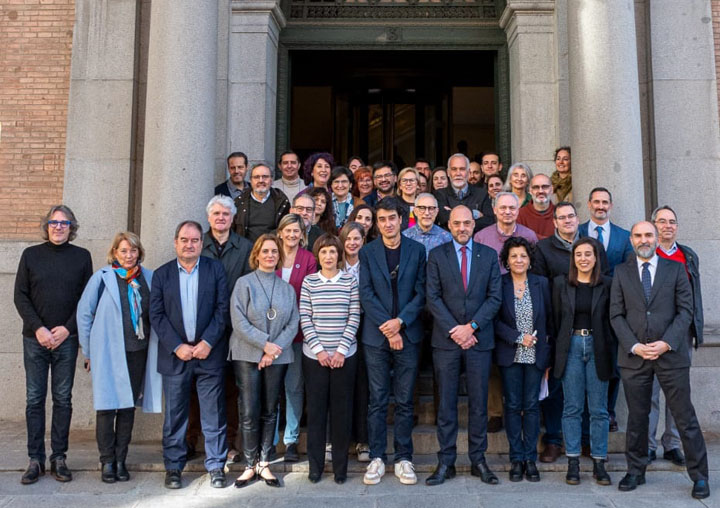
[12,147,709,499]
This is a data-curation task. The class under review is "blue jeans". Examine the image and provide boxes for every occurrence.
[283,342,304,445]
[365,341,419,463]
[23,336,78,462]
[500,363,543,462]
[561,335,609,459]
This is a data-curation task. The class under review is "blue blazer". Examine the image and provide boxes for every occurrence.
[150,256,229,376]
[579,221,632,274]
[359,236,426,347]
[426,241,502,351]
[494,273,553,370]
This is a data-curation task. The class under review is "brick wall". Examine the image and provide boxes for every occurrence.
[0,1,74,240]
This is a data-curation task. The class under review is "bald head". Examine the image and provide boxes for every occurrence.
[448,205,474,245]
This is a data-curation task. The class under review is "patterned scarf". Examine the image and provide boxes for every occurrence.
[551,170,572,202]
[112,261,145,340]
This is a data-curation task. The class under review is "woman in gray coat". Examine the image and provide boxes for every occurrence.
[229,233,299,488]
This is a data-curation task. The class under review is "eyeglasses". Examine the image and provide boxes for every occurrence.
[400,178,418,184]
[48,220,71,228]
[251,174,271,180]
[530,184,552,191]
[293,205,315,213]
[655,219,678,226]
[415,206,438,214]
[333,179,350,186]
[556,213,577,221]
[374,173,393,181]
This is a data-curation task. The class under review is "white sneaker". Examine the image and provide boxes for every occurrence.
[394,460,417,485]
[356,443,370,463]
[363,458,385,485]
[325,443,332,462]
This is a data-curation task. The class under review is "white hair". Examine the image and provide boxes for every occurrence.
[503,162,534,192]
[206,194,237,217]
[494,191,520,207]
[446,153,471,170]
[414,193,438,207]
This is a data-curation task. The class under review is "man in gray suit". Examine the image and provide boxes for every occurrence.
[610,221,709,499]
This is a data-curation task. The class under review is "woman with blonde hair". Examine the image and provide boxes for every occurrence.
[77,231,162,483]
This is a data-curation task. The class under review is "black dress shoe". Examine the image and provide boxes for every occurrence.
[50,458,72,482]
[524,460,540,482]
[234,467,256,488]
[164,469,182,489]
[334,476,346,484]
[257,464,280,487]
[284,443,299,463]
[471,461,498,485]
[308,472,321,483]
[116,462,130,482]
[509,461,523,482]
[648,450,657,463]
[692,479,710,499]
[21,460,45,485]
[209,468,227,488]
[618,473,645,492]
[101,462,117,483]
[663,448,686,467]
[425,464,456,486]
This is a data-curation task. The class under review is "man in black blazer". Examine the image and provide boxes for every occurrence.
[425,205,502,485]
[214,151,248,200]
[359,197,426,486]
[434,153,495,233]
[150,221,230,490]
[610,221,709,499]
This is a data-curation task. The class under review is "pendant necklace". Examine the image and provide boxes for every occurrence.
[255,272,277,321]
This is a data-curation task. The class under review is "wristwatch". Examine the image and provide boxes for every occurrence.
[470,321,479,330]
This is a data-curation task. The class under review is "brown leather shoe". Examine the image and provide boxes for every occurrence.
[487,417,503,433]
[539,443,562,463]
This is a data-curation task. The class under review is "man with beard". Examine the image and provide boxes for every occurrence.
[233,163,290,243]
[610,221,709,499]
[517,174,555,240]
[363,161,398,208]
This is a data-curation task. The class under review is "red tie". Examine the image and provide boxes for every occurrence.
[461,246,468,291]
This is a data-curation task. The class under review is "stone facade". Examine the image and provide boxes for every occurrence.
[1,0,720,434]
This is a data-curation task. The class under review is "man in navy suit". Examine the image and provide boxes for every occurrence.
[150,221,229,490]
[579,187,632,275]
[425,205,502,485]
[578,187,632,433]
[359,197,426,486]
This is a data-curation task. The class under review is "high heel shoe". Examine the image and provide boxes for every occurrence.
[234,466,256,488]
[256,463,280,488]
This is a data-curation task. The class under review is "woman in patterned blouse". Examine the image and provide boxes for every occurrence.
[300,234,361,484]
[494,237,553,483]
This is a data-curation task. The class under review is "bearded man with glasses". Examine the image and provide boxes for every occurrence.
[14,205,93,484]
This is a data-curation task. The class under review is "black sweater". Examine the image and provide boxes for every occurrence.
[14,241,93,338]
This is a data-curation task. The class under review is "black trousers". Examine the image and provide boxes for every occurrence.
[96,349,147,464]
[352,342,369,444]
[233,360,287,465]
[303,354,357,478]
[621,362,708,481]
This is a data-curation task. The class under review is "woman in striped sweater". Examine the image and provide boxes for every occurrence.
[300,233,361,484]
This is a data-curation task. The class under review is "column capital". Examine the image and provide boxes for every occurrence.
[231,0,286,31]
[499,0,555,29]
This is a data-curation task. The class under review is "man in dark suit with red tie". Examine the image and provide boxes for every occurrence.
[425,205,502,485]
[610,221,709,499]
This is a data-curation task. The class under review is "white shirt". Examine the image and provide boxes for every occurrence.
[590,219,610,251]
[635,254,658,286]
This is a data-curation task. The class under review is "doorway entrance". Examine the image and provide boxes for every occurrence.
[289,50,496,168]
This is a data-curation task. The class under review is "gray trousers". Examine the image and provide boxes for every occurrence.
[648,344,693,452]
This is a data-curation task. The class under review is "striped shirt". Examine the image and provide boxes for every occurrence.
[300,271,360,359]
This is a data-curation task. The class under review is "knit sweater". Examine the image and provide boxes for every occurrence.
[228,269,299,364]
[300,271,360,359]
[517,202,556,240]
[14,241,93,338]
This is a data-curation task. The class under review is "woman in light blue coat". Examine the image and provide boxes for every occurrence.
[77,232,162,484]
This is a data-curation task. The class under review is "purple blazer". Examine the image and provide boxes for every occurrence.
[276,247,317,343]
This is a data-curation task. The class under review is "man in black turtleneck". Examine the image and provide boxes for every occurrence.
[14,205,92,485]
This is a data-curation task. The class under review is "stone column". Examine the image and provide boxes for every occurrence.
[500,0,559,176]
[228,0,286,165]
[63,0,138,262]
[141,0,218,268]
[567,0,645,225]
[649,0,720,427]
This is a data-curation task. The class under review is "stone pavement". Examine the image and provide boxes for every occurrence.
[0,423,718,507]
